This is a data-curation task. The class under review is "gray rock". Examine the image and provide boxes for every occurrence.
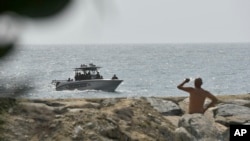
[223,99,250,107]
[85,122,95,129]
[215,114,250,126]
[174,127,197,141]
[177,114,228,141]
[82,103,100,109]
[178,98,189,114]
[146,97,182,116]
[114,107,134,121]
[214,104,250,126]
[98,119,131,141]
[72,125,84,140]
[102,98,118,107]
[215,104,250,117]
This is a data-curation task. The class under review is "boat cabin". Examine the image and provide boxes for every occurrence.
[74,63,103,80]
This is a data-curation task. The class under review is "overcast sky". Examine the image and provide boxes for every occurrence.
[18,0,250,45]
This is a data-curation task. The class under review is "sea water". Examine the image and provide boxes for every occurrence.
[0,43,250,98]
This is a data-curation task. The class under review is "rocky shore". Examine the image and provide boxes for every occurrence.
[1,94,250,141]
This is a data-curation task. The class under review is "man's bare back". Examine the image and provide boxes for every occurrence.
[177,78,217,114]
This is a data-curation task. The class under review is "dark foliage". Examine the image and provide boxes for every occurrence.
[0,44,14,59]
[0,1,72,97]
[0,0,71,18]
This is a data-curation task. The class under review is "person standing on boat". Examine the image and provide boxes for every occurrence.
[112,74,118,80]
[96,72,101,79]
[87,71,91,79]
[177,78,218,114]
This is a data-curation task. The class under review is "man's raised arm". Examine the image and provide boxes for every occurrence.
[177,78,193,92]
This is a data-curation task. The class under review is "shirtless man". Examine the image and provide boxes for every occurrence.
[177,78,218,114]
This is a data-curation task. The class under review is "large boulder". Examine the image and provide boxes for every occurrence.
[223,99,250,107]
[215,104,250,117]
[214,104,250,126]
[175,114,228,141]
[146,97,182,116]
[174,127,197,141]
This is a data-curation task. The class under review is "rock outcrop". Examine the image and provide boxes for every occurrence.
[0,94,250,141]
[214,103,250,126]
[175,114,229,141]
[146,97,182,116]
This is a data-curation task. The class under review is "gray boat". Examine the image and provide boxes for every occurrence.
[52,63,123,92]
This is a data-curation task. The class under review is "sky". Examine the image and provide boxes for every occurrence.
[15,0,250,44]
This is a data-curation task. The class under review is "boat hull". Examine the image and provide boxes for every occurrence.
[54,79,123,92]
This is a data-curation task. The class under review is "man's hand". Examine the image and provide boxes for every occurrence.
[184,78,190,83]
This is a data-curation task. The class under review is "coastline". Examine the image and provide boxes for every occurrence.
[1,93,250,140]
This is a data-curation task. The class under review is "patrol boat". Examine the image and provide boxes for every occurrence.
[52,63,123,92]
